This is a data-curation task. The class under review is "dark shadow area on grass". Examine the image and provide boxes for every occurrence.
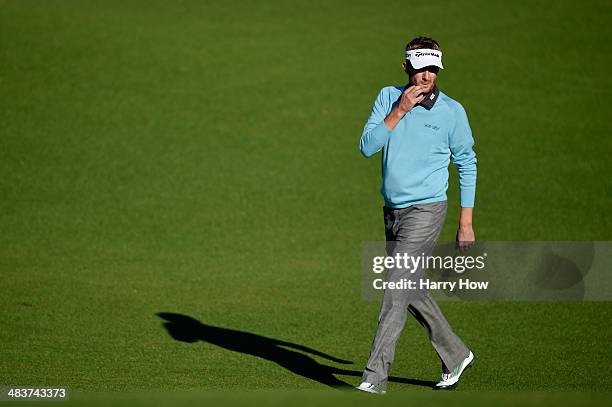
[157,312,436,390]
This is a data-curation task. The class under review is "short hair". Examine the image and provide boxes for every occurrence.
[405,36,441,52]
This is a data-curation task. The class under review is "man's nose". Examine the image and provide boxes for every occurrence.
[423,71,431,81]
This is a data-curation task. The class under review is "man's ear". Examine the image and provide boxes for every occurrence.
[402,61,407,71]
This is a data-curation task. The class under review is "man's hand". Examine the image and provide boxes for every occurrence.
[456,207,475,251]
[456,224,475,251]
[383,85,426,130]
[397,85,426,115]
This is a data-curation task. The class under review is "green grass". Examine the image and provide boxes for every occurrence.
[1,0,611,404]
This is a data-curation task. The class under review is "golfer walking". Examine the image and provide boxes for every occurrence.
[357,37,476,394]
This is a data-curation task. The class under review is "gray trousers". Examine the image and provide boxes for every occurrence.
[362,201,469,389]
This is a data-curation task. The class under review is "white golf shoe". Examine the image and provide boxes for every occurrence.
[435,351,475,390]
[356,382,386,394]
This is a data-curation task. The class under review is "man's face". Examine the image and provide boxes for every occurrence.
[403,62,439,94]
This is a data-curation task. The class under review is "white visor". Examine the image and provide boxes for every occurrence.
[405,48,443,70]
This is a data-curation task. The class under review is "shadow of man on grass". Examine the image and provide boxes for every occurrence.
[157,312,436,390]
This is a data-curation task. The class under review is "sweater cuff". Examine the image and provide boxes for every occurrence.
[372,121,392,141]
[460,188,475,208]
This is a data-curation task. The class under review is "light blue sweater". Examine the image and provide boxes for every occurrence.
[360,85,477,208]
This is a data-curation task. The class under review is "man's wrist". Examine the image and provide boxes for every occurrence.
[391,106,409,118]
[458,207,473,228]
[384,107,409,130]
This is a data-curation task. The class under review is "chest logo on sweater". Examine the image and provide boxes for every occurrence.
[424,123,440,131]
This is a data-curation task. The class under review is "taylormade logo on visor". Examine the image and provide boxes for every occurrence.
[414,51,439,58]
[405,48,444,70]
